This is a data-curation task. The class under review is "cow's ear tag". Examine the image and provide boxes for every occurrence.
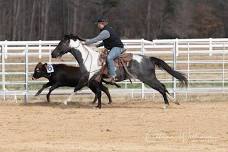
[46,64,54,73]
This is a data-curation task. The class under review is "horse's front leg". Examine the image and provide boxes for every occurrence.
[89,82,111,104]
[100,84,112,104]
[96,90,102,109]
[91,95,98,104]
[64,79,87,105]
[64,85,84,105]
[88,79,103,108]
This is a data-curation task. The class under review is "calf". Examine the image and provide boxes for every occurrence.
[32,62,113,104]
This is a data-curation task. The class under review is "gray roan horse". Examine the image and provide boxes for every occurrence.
[51,34,188,109]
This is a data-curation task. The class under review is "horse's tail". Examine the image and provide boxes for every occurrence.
[150,57,188,87]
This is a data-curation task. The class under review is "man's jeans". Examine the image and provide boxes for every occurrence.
[107,47,123,77]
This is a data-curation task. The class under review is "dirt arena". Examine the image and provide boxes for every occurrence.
[0,95,228,152]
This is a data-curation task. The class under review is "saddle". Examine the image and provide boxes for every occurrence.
[98,48,133,79]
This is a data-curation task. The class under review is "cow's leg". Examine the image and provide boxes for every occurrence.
[35,82,51,96]
[46,84,59,103]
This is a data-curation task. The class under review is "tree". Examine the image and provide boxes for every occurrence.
[192,1,224,38]
[0,0,227,40]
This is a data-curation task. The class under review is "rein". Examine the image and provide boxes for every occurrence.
[81,44,90,64]
[76,42,97,74]
[70,41,100,75]
[81,43,93,73]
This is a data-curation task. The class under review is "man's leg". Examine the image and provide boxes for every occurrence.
[106,47,123,80]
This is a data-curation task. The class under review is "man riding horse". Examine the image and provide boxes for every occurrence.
[51,20,187,108]
[84,17,124,83]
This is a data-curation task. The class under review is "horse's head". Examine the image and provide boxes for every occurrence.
[51,34,85,58]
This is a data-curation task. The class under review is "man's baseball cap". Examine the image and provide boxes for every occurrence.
[95,16,108,23]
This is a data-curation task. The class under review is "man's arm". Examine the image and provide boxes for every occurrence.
[96,42,104,47]
[85,30,110,45]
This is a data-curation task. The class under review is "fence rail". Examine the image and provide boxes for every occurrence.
[0,38,228,102]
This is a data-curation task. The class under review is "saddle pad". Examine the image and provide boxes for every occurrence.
[46,64,54,73]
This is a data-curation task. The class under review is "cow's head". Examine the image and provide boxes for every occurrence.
[32,62,48,79]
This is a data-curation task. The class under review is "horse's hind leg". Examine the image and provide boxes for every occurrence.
[142,77,169,107]
[96,90,102,109]
[161,83,179,105]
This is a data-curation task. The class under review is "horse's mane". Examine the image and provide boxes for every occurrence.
[64,34,85,41]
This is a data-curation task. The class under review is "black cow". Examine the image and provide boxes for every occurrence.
[32,62,115,104]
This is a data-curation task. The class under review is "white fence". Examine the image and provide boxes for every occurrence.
[0,38,228,102]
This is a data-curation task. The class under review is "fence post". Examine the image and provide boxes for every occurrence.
[4,40,7,59]
[2,41,6,101]
[39,40,42,59]
[141,39,145,99]
[222,42,225,92]
[186,42,190,100]
[24,44,29,103]
[175,38,179,56]
[209,38,212,56]
[49,44,52,63]
[173,40,177,99]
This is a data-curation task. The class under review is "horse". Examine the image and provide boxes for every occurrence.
[32,62,117,104]
[51,34,188,108]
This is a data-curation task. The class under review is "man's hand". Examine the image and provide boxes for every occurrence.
[96,42,104,48]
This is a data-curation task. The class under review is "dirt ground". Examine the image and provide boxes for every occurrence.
[0,96,227,152]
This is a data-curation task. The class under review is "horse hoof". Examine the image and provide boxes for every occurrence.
[108,102,112,104]
[163,104,169,109]
[96,105,101,109]
[91,102,96,104]
[174,101,180,105]
[63,101,68,105]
